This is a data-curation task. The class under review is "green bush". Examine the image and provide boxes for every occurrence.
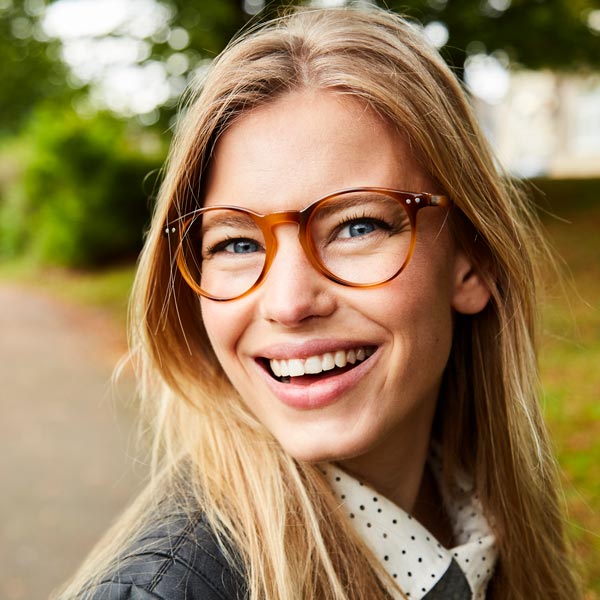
[0,107,165,266]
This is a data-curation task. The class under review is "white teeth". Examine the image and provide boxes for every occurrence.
[304,355,323,374]
[279,360,290,377]
[322,353,335,371]
[269,346,373,379]
[288,359,304,377]
[271,359,282,377]
[334,350,347,368]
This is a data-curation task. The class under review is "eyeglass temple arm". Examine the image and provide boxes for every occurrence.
[429,194,451,207]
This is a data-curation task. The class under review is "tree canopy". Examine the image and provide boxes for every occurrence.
[383,0,600,74]
[0,0,71,134]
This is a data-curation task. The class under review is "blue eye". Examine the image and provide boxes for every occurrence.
[349,222,376,237]
[224,239,260,253]
[338,219,381,239]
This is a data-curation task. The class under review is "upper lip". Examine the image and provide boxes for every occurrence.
[255,338,378,360]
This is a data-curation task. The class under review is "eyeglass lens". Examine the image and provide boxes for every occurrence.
[179,191,414,300]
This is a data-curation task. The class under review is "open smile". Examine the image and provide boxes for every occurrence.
[259,346,376,384]
[252,341,381,410]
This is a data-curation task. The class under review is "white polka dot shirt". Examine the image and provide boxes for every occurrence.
[322,456,497,600]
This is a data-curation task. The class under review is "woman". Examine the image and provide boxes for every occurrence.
[57,6,580,599]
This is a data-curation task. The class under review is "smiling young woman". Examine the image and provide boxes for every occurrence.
[57,6,581,600]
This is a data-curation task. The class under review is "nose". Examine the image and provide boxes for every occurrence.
[257,225,336,326]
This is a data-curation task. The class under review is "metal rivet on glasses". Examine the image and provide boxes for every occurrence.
[415,197,421,203]
[406,199,411,204]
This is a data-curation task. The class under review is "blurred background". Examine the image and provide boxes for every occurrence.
[0,0,598,598]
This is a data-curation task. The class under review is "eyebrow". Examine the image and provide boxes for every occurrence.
[199,213,259,235]
[314,194,393,218]
[185,192,393,233]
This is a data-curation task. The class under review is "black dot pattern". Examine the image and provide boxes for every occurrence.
[322,455,497,600]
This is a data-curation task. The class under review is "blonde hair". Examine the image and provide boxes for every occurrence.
[58,6,580,599]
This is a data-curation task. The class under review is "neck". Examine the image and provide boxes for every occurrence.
[338,429,430,514]
[336,387,438,513]
[413,464,455,547]
[336,412,455,547]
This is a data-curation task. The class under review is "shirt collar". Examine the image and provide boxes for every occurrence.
[321,458,497,600]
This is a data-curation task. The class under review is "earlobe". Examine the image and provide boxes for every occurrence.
[451,251,492,315]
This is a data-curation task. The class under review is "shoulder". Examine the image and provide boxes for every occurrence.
[78,512,247,600]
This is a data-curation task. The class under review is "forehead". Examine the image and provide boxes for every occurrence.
[203,89,435,212]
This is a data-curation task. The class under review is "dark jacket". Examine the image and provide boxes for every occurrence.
[79,512,247,600]
[77,510,471,600]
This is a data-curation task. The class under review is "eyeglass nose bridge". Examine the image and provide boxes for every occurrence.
[251,208,330,290]
[258,209,304,229]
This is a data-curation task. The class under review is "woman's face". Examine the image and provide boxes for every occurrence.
[200,90,483,466]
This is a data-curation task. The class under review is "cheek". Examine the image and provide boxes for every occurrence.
[379,282,453,360]
[200,300,245,364]
[386,249,454,320]
[377,245,457,365]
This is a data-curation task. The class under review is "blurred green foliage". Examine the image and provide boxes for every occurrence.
[0,0,72,135]
[0,107,164,266]
[382,0,600,76]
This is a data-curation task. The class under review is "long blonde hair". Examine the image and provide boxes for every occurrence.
[58,6,580,599]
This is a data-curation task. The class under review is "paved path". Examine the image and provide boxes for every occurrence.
[0,285,145,600]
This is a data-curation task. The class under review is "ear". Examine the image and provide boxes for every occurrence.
[451,250,492,315]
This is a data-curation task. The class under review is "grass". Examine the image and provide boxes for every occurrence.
[535,185,600,598]
[1,179,598,594]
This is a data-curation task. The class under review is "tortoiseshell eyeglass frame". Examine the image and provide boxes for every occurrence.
[163,187,452,301]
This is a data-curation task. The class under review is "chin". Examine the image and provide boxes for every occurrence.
[277,433,375,465]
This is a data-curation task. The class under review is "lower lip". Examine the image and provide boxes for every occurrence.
[258,351,379,410]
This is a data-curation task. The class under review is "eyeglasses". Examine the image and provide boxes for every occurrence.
[165,187,451,301]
